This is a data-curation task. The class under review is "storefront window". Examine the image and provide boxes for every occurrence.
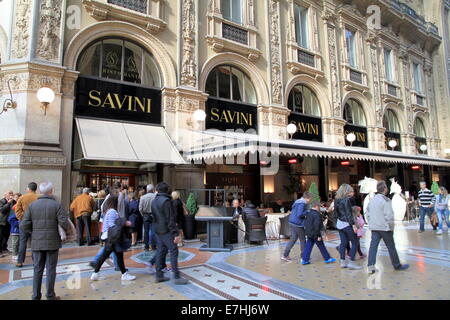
[383,109,400,132]
[77,38,161,88]
[287,84,321,116]
[205,65,257,104]
[343,99,366,126]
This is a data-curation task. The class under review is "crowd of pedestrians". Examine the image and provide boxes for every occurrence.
[0,177,448,300]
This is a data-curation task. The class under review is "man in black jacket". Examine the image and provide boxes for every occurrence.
[0,190,14,255]
[151,182,188,285]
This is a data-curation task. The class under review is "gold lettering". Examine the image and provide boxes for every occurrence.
[113,93,128,110]
[226,110,237,124]
[134,97,146,112]
[88,90,102,107]
[356,132,366,142]
[211,108,220,121]
[241,112,250,125]
[146,99,151,113]
[103,93,115,109]
[220,110,229,123]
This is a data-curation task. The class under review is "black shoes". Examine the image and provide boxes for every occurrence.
[174,278,189,285]
[395,264,410,271]
[155,276,170,283]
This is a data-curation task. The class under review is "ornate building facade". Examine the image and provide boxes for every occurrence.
[1,0,450,207]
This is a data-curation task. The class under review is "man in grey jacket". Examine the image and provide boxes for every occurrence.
[139,184,156,251]
[20,182,70,300]
[366,181,409,274]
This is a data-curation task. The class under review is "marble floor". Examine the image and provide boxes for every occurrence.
[0,221,448,300]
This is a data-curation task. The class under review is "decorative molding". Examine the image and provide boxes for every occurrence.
[0,153,66,168]
[35,0,63,62]
[83,0,167,34]
[369,43,383,126]
[327,25,341,118]
[11,0,32,60]
[180,0,197,87]
[268,0,282,105]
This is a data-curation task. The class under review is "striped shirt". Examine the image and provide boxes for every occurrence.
[418,188,435,207]
[102,208,119,233]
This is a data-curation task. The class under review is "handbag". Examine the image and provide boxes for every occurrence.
[59,218,77,242]
[91,200,101,221]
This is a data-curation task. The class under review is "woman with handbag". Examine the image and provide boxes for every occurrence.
[435,187,450,235]
[89,194,136,281]
[172,191,185,247]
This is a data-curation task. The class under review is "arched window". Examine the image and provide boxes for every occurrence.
[343,99,366,126]
[287,84,321,117]
[414,117,426,138]
[205,65,257,104]
[77,38,161,88]
[383,109,400,132]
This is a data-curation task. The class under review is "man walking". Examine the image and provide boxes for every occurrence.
[15,182,39,267]
[139,184,157,251]
[20,182,70,300]
[418,181,436,233]
[70,188,95,246]
[281,192,313,262]
[366,181,409,274]
[152,182,188,285]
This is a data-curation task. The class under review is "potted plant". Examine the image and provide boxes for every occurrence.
[184,193,198,240]
[284,170,301,200]
[308,182,321,203]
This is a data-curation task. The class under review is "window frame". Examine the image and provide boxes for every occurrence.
[345,28,357,69]
[412,62,423,94]
[287,84,321,117]
[205,65,257,105]
[343,99,367,127]
[414,117,426,138]
[383,109,400,133]
[294,3,309,49]
[221,0,243,25]
[76,37,162,89]
[384,48,394,82]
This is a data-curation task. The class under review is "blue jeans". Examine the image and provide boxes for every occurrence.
[338,226,358,261]
[302,237,331,262]
[94,247,119,270]
[144,221,157,250]
[419,206,434,231]
[149,233,167,269]
[436,209,450,230]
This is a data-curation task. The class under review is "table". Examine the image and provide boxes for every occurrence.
[237,212,290,242]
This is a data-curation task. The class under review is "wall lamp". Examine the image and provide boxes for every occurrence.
[346,133,356,146]
[388,139,397,151]
[286,123,297,140]
[0,78,17,116]
[36,87,55,116]
[186,109,206,129]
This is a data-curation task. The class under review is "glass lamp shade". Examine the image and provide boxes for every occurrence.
[346,133,356,143]
[444,149,450,154]
[193,109,206,122]
[287,123,297,134]
[36,87,55,104]
[388,140,397,149]
[420,144,427,152]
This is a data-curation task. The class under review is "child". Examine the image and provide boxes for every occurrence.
[7,202,20,262]
[301,201,336,265]
[352,206,366,258]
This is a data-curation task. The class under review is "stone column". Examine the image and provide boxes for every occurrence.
[322,118,346,146]
[0,0,69,204]
[423,61,441,158]
[367,126,386,151]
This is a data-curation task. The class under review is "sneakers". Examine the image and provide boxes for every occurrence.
[394,264,410,271]
[121,272,136,281]
[15,263,23,268]
[174,277,189,285]
[418,230,424,233]
[340,259,348,268]
[12,256,18,262]
[281,255,292,262]
[359,254,367,260]
[301,260,311,265]
[347,261,362,270]
[436,230,443,235]
[155,276,170,283]
[90,272,105,281]
[324,258,336,264]
[163,267,172,273]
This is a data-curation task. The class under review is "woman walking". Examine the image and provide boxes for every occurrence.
[435,186,450,235]
[335,184,362,270]
[90,195,136,281]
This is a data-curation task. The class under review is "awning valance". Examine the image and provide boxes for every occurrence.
[75,118,185,164]
[185,131,450,167]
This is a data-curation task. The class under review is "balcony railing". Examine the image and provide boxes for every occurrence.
[391,0,439,36]
[222,23,248,45]
[350,69,363,84]
[387,84,397,97]
[107,0,147,14]
[298,49,315,68]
